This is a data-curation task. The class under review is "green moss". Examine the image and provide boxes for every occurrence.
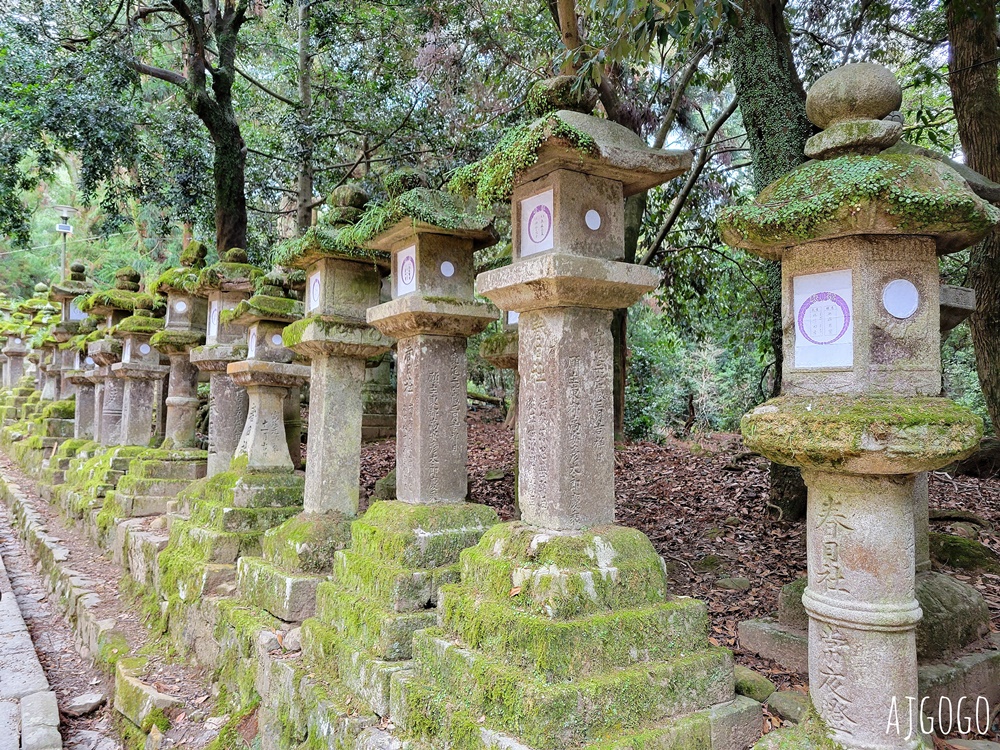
[196,262,263,292]
[262,513,352,573]
[929,532,1000,573]
[221,294,302,325]
[718,153,1000,248]
[448,114,599,207]
[479,329,518,359]
[149,328,203,350]
[78,289,160,314]
[272,225,391,269]
[351,500,498,569]
[96,629,129,671]
[742,395,983,471]
[204,702,260,750]
[40,398,74,419]
[337,187,495,249]
[752,709,842,749]
[151,266,201,295]
[116,314,165,334]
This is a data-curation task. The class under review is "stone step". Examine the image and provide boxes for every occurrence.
[125,528,170,588]
[128,458,207,481]
[332,549,457,612]
[314,582,435,661]
[349,501,497,570]
[184,524,258,564]
[190,503,300,534]
[299,619,411,718]
[116,477,192,498]
[120,495,175,518]
[438,589,714,682]
[236,556,320,623]
[404,629,736,750]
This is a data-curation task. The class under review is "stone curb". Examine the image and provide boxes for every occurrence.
[0,475,128,668]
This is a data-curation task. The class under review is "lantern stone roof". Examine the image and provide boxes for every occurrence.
[50,263,94,302]
[194,248,263,294]
[718,63,1000,259]
[151,241,210,296]
[359,187,498,252]
[450,110,692,205]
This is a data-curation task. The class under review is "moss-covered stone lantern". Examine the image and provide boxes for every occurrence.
[224,276,308,473]
[232,184,393,623]
[149,241,209,449]
[64,324,100,441]
[720,63,996,750]
[80,267,159,446]
[49,262,94,399]
[372,89,760,749]
[111,295,168,447]
[189,248,262,476]
[1,315,30,389]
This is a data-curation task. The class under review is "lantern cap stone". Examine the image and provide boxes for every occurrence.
[360,187,498,252]
[273,227,391,271]
[283,315,392,360]
[366,295,498,339]
[718,153,1000,258]
[225,293,303,327]
[741,395,982,475]
[194,250,263,294]
[449,111,692,205]
[806,63,902,130]
[384,169,429,199]
[49,276,94,302]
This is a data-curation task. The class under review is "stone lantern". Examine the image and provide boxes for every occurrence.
[356,97,758,747]
[49,262,94,399]
[366,186,500,504]
[1,317,30,389]
[225,278,309,473]
[189,248,258,476]
[235,184,393,623]
[81,267,154,446]
[719,64,995,750]
[149,242,209,449]
[65,337,99,441]
[111,297,169,447]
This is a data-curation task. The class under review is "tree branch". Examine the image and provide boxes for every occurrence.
[129,59,188,87]
[640,96,739,266]
[653,39,715,149]
[236,65,299,106]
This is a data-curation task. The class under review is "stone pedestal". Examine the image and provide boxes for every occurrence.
[2,341,26,389]
[39,347,60,401]
[113,362,169,446]
[163,353,200,447]
[66,366,97,440]
[721,63,997,750]
[229,360,309,472]
[190,346,248,476]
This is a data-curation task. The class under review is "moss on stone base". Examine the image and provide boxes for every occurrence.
[262,512,353,574]
[930,532,1000,573]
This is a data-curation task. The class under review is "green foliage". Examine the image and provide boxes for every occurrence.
[624,305,766,441]
[943,323,993,433]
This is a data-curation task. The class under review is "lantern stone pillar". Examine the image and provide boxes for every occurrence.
[720,64,994,750]
[49,263,94,400]
[66,352,98,440]
[189,248,256,476]
[111,300,169,447]
[2,335,27,389]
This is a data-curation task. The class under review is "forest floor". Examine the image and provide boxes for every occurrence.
[363,405,1000,739]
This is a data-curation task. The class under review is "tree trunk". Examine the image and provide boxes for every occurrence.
[210,115,248,252]
[296,0,314,234]
[613,192,647,441]
[727,0,814,519]
[946,0,1000,433]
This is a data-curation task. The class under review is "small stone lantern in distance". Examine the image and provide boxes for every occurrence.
[719,63,996,750]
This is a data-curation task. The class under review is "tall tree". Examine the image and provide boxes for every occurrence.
[946,0,1000,431]
[727,0,814,518]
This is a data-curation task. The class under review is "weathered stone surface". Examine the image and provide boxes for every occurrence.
[236,557,319,623]
[804,118,902,159]
[63,692,106,717]
[477,252,660,313]
[20,691,60,750]
[0,700,17,750]
[393,335,470,504]
[765,690,811,724]
[805,62,903,128]
[734,666,775,703]
[515,307,615,530]
[114,658,182,732]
